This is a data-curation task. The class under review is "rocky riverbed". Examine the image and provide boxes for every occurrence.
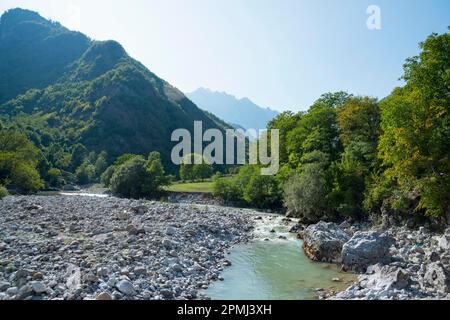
[294,221,450,300]
[0,196,253,300]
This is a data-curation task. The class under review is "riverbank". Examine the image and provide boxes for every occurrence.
[291,220,450,300]
[0,195,253,300]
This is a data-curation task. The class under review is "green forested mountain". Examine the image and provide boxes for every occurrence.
[0,8,228,172]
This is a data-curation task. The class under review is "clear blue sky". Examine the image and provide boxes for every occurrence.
[1,0,449,111]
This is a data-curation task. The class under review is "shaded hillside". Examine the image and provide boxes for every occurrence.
[0,8,229,170]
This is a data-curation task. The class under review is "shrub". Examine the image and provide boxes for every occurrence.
[9,162,44,193]
[213,165,282,209]
[0,185,8,199]
[243,174,281,209]
[110,158,150,198]
[212,174,242,205]
[110,152,168,199]
[100,165,116,187]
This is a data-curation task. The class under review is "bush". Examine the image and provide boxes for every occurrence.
[9,162,44,193]
[94,151,108,177]
[213,166,282,209]
[243,174,281,209]
[110,152,168,199]
[110,158,150,198]
[0,185,8,199]
[100,165,116,187]
[212,174,242,205]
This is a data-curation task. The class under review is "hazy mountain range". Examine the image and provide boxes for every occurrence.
[187,88,279,130]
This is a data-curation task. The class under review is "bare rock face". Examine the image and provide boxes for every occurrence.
[341,231,395,273]
[302,222,350,263]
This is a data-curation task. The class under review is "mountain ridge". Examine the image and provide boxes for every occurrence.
[186,87,279,130]
[0,8,229,172]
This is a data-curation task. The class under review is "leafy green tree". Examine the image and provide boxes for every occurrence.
[378,30,450,217]
[70,144,88,171]
[100,165,116,187]
[110,153,169,199]
[46,168,64,188]
[94,151,108,177]
[179,162,192,182]
[75,162,96,185]
[179,154,212,182]
[0,130,44,193]
[114,154,144,166]
[243,174,281,209]
[193,162,213,182]
[283,162,328,223]
[337,96,380,161]
[212,173,243,205]
[213,165,282,209]
[267,111,302,165]
[323,96,382,219]
[110,158,151,198]
[286,92,350,168]
[0,185,8,199]
[145,151,169,192]
[326,153,366,219]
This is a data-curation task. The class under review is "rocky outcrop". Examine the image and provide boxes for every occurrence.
[419,262,450,294]
[341,231,395,273]
[302,222,350,263]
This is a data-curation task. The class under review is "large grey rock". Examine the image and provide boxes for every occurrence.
[341,231,395,272]
[362,264,410,291]
[332,264,411,300]
[420,262,450,294]
[0,281,10,292]
[15,285,33,300]
[115,280,136,296]
[96,292,113,300]
[66,265,81,292]
[302,222,350,263]
[437,235,449,252]
[30,281,47,294]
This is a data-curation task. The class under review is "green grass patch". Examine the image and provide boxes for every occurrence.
[165,181,214,193]
[165,176,235,194]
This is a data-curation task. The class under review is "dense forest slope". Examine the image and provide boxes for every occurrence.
[0,8,228,168]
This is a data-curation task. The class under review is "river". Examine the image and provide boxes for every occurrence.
[202,214,355,300]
